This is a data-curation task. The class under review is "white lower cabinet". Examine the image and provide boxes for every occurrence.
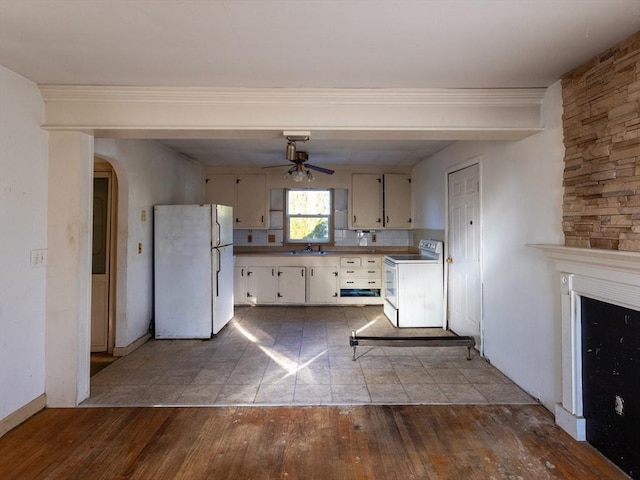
[339,256,383,304]
[247,266,277,304]
[308,267,339,304]
[277,267,306,303]
[235,255,383,306]
[240,265,306,304]
[234,266,248,305]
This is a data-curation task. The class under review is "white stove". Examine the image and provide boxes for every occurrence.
[383,240,444,328]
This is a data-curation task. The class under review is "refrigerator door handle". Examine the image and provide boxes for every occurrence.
[215,218,221,247]
[215,248,221,297]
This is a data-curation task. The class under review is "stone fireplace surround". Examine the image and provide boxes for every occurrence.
[533,244,640,440]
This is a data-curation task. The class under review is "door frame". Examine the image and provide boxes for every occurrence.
[444,154,484,354]
[93,158,118,354]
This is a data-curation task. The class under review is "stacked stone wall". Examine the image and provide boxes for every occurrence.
[561,31,640,251]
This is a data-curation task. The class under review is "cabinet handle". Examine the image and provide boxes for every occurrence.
[272,269,275,276]
[241,268,244,277]
[236,218,240,223]
[386,216,389,224]
[333,293,338,297]
[247,292,251,297]
[261,216,264,223]
[347,281,354,284]
[346,261,355,264]
[311,269,314,277]
[368,271,375,273]
[353,215,357,223]
[334,271,338,276]
[301,269,304,277]
[368,281,376,284]
[247,271,252,276]
[277,293,283,298]
[408,218,412,223]
[376,218,381,223]
[347,270,354,273]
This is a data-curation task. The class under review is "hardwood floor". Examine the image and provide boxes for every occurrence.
[0,405,628,479]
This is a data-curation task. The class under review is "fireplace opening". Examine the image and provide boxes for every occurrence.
[581,296,639,479]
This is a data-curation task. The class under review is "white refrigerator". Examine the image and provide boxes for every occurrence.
[154,204,234,338]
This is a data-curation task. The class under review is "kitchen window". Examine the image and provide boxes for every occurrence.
[285,189,333,244]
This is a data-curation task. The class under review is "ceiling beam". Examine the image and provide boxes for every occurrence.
[39,86,546,140]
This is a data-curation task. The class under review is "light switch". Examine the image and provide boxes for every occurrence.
[30,249,47,268]
[141,209,147,221]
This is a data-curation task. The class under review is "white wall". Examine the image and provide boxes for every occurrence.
[0,67,48,419]
[94,139,204,349]
[412,81,565,409]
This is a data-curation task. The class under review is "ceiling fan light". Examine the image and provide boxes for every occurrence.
[306,171,314,181]
[292,169,306,182]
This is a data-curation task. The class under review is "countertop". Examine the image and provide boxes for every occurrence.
[233,246,416,256]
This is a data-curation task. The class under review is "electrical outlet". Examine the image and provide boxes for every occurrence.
[371,234,377,243]
[268,234,276,243]
[137,243,143,254]
[247,234,253,243]
[141,209,146,221]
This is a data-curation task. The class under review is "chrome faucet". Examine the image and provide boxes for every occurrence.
[305,243,313,251]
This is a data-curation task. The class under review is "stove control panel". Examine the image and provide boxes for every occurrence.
[418,239,443,254]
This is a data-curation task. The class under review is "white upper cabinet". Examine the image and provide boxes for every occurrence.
[351,173,412,229]
[235,174,267,228]
[205,174,235,208]
[351,174,383,229]
[206,173,268,229]
[383,174,412,229]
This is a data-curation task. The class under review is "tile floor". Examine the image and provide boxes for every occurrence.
[84,306,535,407]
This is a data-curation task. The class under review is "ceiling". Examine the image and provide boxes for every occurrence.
[1,0,638,167]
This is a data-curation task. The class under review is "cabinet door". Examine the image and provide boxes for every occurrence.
[235,174,267,228]
[205,174,236,209]
[233,266,248,305]
[383,174,412,229]
[247,266,276,304]
[277,267,306,303]
[351,174,382,229]
[308,267,339,304]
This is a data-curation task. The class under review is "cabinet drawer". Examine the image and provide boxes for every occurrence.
[340,278,382,288]
[361,257,381,267]
[340,257,361,267]
[341,267,381,278]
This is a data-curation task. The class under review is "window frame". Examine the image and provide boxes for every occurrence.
[284,188,334,245]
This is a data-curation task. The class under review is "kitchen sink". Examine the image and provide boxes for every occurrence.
[289,250,328,255]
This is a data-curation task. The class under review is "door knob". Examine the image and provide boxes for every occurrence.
[446,257,453,264]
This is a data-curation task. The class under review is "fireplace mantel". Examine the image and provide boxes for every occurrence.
[530,244,640,440]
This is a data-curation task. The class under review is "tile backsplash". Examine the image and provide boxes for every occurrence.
[233,228,413,247]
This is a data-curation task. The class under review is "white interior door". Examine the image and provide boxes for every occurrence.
[447,163,481,346]
[91,172,112,352]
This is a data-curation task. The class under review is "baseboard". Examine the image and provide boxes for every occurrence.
[0,393,46,437]
[112,332,151,357]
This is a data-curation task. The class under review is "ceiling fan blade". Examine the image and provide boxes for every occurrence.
[262,164,292,169]
[306,164,335,175]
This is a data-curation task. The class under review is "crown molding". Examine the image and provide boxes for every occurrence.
[39,85,546,106]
